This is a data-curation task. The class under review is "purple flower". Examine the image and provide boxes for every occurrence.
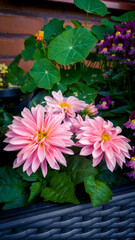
[102,73,108,78]
[115,43,125,52]
[97,96,114,110]
[99,47,109,54]
[126,146,135,170]
[126,171,135,180]
[95,20,135,66]
[129,46,135,55]
[124,111,135,130]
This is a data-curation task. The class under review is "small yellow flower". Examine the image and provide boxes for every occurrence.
[0,63,8,74]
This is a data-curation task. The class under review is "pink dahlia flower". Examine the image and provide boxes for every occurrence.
[4,105,74,177]
[76,116,131,172]
[44,90,87,121]
[83,103,98,117]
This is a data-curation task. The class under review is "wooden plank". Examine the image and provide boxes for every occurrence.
[46,0,135,11]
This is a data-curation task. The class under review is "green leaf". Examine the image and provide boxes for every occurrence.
[66,155,98,185]
[42,18,64,43]
[61,69,82,85]
[111,11,135,22]
[110,115,128,129]
[97,170,129,187]
[0,110,12,127]
[8,54,21,69]
[84,175,112,207]
[91,19,115,40]
[0,166,28,203]
[52,81,67,93]
[21,74,37,93]
[110,105,128,114]
[65,25,72,31]
[21,35,37,61]
[41,172,79,204]
[33,48,45,60]
[66,82,97,104]
[30,58,60,90]
[48,28,97,65]
[71,20,82,28]
[16,167,39,182]
[74,0,109,16]
[28,182,42,203]
[2,189,28,210]
[5,65,25,86]
[28,90,48,108]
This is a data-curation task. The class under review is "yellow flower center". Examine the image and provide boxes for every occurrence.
[126,30,131,33]
[116,31,120,35]
[59,102,70,109]
[1,69,8,74]
[131,119,135,123]
[101,133,110,141]
[118,43,123,47]
[131,156,135,161]
[112,43,115,46]
[37,131,46,141]
[103,48,107,51]
[102,101,107,105]
[131,47,134,49]
[127,59,130,61]
[112,54,116,56]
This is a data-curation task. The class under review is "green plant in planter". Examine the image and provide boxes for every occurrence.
[0,0,135,211]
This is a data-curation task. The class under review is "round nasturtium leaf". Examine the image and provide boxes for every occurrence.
[48,28,97,65]
[74,0,109,17]
[29,58,60,90]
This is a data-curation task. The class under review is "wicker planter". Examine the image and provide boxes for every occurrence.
[0,184,135,240]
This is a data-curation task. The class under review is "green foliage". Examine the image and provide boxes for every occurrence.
[16,167,40,182]
[91,19,115,40]
[5,65,25,86]
[60,69,82,85]
[97,170,129,187]
[82,68,104,85]
[21,74,37,93]
[66,155,98,185]
[21,35,37,61]
[28,182,42,202]
[74,0,109,16]
[28,90,48,108]
[111,11,135,22]
[42,18,65,43]
[71,20,82,28]
[66,82,97,103]
[41,172,79,204]
[0,166,28,203]
[30,58,60,90]
[2,189,28,210]
[84,175,112,207]
[48,28,97,65]
[0,108,12,127]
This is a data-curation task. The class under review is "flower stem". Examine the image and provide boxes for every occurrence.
[41,40,46,56]
[85,12,88,28]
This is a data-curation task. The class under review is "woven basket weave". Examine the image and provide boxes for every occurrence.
[0,184,135,240]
